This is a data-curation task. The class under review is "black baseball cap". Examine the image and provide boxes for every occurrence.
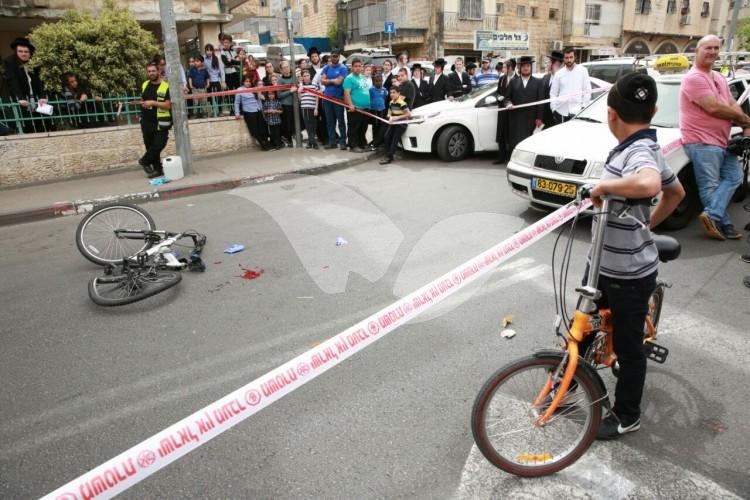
[330,49,341,56]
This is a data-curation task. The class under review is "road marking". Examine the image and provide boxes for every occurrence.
[456,441,742,499]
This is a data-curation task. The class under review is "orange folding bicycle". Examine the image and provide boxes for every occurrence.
[471,186,681,477]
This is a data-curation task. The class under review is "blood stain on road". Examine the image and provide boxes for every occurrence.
[239,267,264,280]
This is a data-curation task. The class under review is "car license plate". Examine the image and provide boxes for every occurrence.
[532,177,577,198]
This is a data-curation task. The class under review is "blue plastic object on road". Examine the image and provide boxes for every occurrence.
[149,177,171,186]
[224,244,245,254]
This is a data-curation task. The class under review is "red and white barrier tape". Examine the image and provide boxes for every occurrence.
[42,199,591,500]
[499,86,608,112]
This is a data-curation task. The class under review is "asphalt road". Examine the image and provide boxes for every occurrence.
[1,155,749,499]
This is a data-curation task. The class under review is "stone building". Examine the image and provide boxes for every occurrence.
[0,0,239,59]
[563,0,624,60]
[620,0,729,55]
[338,0,565,63]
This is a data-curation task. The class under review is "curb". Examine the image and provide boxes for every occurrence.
[0,152,380,227]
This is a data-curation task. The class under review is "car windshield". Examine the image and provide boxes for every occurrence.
[455,84,497,102]
[245,46,264,54]
[575,81,681,128]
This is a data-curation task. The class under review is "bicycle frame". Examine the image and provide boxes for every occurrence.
[111,229,206,270]
[534,196,614,425]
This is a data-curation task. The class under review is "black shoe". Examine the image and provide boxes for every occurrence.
[305,143,313,149]
[339,144,347,150]
[741,253,750,264]
[350,147,366,153]
[596,413,640,441]
[744,276,750,288]
[745,221,750,231]
[379,157,393,165]
[492,159,504,165]
[324,144,336,150]
[720,224,742,240]
[312,143,320,149]
[147,170,162,179]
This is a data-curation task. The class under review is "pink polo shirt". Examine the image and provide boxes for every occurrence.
[679,67,732,148]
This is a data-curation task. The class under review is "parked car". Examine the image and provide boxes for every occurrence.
[346,51,396,72]
[582,57,648,83]
[401,77,611,162]
[238,43,267,64]
[266,43,308,70]
[505,72,750,229]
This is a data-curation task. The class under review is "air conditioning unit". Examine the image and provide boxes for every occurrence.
[680,14,691,25]
[553,40,563,50]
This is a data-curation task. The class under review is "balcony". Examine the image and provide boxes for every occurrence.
[563,21,622,40]
[442,11,505,32]
[344,27,427,48]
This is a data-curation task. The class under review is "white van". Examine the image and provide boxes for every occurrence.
[266,43,308,70]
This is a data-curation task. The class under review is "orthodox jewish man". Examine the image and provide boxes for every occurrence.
[504,55,544,153]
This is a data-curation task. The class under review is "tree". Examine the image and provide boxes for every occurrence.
[28,0,158,96]
[737,18,750,51]
[327,22,339,50]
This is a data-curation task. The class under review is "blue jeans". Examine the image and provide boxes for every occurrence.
[684,143,742,226]
[323,99,346,145]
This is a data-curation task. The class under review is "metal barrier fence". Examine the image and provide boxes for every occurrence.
[0,92,238,136]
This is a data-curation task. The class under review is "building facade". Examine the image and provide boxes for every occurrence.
[563,0,624,60]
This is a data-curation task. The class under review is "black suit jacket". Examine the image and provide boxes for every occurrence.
[427,73,449,103]
[1,55,44,101]
[448,71,471,97]
[412,78,429,108]
[541,73,554,127]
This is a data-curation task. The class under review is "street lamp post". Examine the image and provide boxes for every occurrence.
[285,6,303,148]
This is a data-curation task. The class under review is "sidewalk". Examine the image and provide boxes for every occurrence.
[0,147,380,226]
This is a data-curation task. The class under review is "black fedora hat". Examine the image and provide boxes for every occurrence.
[518,55,535,66]
[548,50,564,62]
[411,62,422,70]
[307,46,320,57]
[10,37,35,53]
[432,57,447,67]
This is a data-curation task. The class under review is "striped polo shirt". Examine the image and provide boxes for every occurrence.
[300,83,319,109]
[589,128,678,280]
[472,70,500,89]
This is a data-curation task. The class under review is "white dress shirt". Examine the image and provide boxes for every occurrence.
[550,64,592,117]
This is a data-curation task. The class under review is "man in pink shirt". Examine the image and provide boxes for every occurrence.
[680,34,750,240]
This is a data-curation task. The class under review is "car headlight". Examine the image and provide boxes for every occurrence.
[589,161,606,178]
[510,149,535,166]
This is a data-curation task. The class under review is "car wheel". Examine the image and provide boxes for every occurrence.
[657,167,700,231]
[436,125,472,162]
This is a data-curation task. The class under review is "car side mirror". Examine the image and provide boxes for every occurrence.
[483,95,498,107]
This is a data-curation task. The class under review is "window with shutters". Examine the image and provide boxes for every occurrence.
[585,3,601,22]
[459,0,483,19]
[700,1,710,16]
[517,5,526,16]
[635,0,651,14]
[667,0,677,12]
[549,8,558,19]
[496,2,505,14]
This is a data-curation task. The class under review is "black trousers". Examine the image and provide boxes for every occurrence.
[141,126,169,171]
[347,110,367,149]
[242,111,268,147]
[224,72,239,110]
[268,124,282,148]
[316,99,328,144]
[580,270,657,423]
[370,109,387,146]
[281,104,295,142]
[553,111,571,125]
[383,123,407,159]
[302,108,318,145]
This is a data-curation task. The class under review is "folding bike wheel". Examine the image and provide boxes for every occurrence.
[88,268,181,306]
[76,203,155,265]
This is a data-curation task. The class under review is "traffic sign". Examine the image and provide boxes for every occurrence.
[384,22,395,34]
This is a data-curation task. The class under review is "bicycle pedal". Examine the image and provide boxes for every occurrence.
[644,342,668,363]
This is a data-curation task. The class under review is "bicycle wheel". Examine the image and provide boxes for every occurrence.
[471,354,603,477]
[646,285,664,335]
[76,203,155,265]
[88,268,181,306]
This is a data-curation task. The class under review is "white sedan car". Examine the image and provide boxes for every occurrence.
[402,77,611,162]
[506,73,750,230]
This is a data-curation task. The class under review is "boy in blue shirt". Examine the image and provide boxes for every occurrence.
[369,73,387,150]
[188,55,210,118]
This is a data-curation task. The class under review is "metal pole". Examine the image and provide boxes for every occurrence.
[725,0,742,52]
[387,0,392,53]
[285,6,303,148]
[159,0,193,175]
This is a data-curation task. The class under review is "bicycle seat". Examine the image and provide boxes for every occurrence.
[653,234,681,262]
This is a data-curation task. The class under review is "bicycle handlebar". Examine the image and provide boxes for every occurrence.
[577,184,655,207]
[727,135,750,156]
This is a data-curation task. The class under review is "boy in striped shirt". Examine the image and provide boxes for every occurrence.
[379,87,411,165]
[584,73,685,440]
[298,69,320,149]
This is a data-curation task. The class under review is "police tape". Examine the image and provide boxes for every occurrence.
[42,198,592,500]
[498,86,608,112]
